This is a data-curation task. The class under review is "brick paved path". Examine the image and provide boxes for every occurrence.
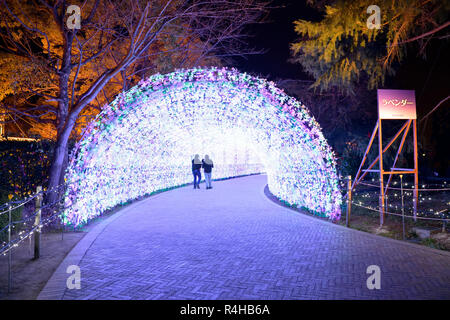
[60,175,450,299]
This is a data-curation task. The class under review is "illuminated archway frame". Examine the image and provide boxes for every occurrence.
[63,67,342,226]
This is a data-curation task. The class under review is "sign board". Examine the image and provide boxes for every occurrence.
[377,89,416,119]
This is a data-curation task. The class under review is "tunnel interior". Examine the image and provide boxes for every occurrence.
[63,68,342,226]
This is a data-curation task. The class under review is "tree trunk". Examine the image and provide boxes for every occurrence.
[47,129,69,205]
[46,30,74,205]
[47,72,73,206]
[47,111,77,199]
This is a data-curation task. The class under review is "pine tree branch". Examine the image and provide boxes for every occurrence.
[390,21,450,46]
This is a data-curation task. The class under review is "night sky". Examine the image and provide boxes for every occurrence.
[234,0,449,174]
[236,0,450,97]
[235,0,323,80]
[234,0,449,118]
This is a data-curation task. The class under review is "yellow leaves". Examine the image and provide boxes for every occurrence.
[325,5,338,16]
[0,53,53,103]
[291,0,432,93]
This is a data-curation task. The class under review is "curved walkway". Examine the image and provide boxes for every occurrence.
[40,175,450,299]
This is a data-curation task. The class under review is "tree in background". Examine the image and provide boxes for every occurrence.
[290,0,449,94]
[289,0,449,177]
[277,78,375,177]
[0,0,268,201]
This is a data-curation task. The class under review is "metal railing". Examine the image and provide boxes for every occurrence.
[0,183,68,293]
[344,175,450,240]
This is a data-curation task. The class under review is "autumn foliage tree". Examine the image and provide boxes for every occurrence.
[288,0,449,176]
[290,0,450,94]
[0,0,268,202]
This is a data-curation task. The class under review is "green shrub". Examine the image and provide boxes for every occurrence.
[0,191,24,243]
[0,139,53,198]
[421,238,444,250]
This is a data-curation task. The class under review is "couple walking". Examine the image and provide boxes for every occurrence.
[192,154,214,189]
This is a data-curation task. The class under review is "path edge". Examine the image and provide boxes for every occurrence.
[37,174,264,300]
[36,197,152,300]
[38,175,450,300]
[261,183,450,258]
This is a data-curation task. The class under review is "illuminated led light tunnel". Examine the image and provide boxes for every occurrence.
[63,67,342,226]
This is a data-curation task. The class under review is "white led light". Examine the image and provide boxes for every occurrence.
[63,67,341,226]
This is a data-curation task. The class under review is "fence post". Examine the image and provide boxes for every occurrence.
[33,186,42,260]
[385,194,388,219]
[8,205,12,293]
[400,175,405,240]
[346,175,352,228]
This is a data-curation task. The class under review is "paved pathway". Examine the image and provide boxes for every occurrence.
[53,175,449,299]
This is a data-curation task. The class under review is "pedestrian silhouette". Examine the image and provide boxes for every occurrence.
[192,154,202,189]
[202,155,214,189]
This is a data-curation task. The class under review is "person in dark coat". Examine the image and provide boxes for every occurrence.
[192,154,202,189]
[202,154,214,189]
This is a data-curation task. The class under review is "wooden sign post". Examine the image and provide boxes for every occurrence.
[352,89,418,226]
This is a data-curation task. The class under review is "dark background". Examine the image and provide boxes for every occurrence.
[235,0,450,177]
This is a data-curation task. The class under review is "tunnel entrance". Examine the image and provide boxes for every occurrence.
[63,67,341,226]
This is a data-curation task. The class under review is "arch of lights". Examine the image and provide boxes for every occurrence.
[63,67,342,226]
